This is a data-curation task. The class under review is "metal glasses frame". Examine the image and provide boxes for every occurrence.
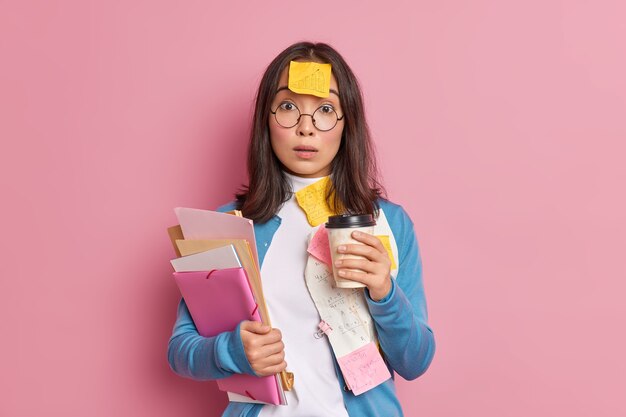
[270,104,345,132]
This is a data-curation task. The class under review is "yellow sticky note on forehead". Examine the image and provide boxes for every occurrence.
[295,177,336,226]
[288,61,332,98]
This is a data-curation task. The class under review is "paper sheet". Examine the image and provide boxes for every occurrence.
[373,210,399,278]
[307,225,332,266]
[170,244,241,271]
[304,256,373,357]
[337,342,391,395]
[175,207,259,266]
[288,61,332,98]
[376,235,397,270]
[294,177,335,227]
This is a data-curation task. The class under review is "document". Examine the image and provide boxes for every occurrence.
[170,208,293,404]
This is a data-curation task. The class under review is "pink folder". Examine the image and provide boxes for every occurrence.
[173,268,281,405]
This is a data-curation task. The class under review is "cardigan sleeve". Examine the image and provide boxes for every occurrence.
[365,203,436,380]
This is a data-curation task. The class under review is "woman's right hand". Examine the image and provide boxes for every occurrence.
[240,321,287,377]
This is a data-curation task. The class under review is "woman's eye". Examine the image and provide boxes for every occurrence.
[279,102,297,111]
[319,104,334,114]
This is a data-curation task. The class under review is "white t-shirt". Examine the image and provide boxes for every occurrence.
[258,173,349,417]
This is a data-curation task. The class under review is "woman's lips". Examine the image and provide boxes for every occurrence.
[294,146,318,159]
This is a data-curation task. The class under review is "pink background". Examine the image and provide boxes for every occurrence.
[1,1,624,416]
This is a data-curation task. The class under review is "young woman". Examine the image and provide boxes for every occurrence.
[168,41,435,417]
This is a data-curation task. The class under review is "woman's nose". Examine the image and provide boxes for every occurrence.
[296,114,315,136]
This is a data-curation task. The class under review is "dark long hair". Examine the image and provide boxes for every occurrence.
[236,42,385,223]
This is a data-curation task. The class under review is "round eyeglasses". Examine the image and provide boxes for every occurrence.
[270,102,344,132]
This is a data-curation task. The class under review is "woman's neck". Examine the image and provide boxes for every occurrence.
[284,171,328,193]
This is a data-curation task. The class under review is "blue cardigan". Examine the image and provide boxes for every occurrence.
[167,199,435,416]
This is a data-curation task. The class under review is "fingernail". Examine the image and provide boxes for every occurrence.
[338,270,346,276]
[353,231,361,237]
[338,245,346,252]
[335,260,342,266]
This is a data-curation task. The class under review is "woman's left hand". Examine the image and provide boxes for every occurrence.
[335,231,392,301]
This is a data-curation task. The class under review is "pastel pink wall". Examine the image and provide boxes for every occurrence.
[1,1,624,416]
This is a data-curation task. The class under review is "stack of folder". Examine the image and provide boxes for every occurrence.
[168,207,292,405]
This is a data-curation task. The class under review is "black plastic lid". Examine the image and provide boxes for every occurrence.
[325,214,376,229]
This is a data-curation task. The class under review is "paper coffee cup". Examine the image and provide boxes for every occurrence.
[326,214,377,289]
